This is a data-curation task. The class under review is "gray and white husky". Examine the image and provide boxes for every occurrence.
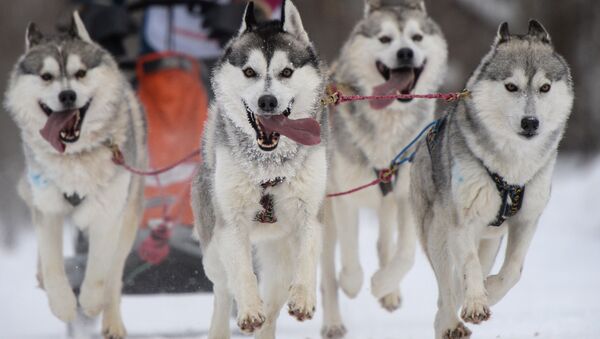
[410,20,573,338]
[321,0,447,336]
[4,12,146,339]
[191,1,328,338]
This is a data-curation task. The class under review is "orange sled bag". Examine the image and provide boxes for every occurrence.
[136,52,207,229]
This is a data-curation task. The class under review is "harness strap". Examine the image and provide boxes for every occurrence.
[424,115,526,227]
[373,167,398,196]
[254,177,285,224]
[486,170,526,227]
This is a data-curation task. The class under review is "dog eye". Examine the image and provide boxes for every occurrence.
[41,73,53,82]
[243,67,257,78]
[379,36,392,44]
[540,83,551,93]
[75,69,87,79]
[412,34,423,42]
[280,68,294,78]
[505,83,519,92]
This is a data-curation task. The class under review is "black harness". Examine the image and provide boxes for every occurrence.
[63,193,84,207]
[426,116,526,227]
[254,177,285,224]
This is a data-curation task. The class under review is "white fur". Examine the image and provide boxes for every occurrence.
[5,13,146,338]
[321,6,448,338]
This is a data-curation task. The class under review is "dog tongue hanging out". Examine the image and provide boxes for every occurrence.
[39,101,91,153]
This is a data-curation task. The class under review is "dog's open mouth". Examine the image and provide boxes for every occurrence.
[370,60,425,109]
[244,101,321,152]
[39,100,91,153]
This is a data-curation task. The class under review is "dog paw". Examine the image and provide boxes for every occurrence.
[102,308,126,339]
[379,290,402,312]
[443,323,472,339]
[370,268,396,299]
[460,297,491,324]
[338,266,363,298]
[321,324,347,338]
[288,284,316,322]
[237,309,266,334]
[79,281,106,318]
[46,281,77,322]
[102,318,126,339]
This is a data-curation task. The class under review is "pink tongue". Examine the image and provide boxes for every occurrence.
[370,69,415,110]
[257,115,321,146]
[39,110,78,153]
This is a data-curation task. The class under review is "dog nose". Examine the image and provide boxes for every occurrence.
[521,117,539,133]
[59,90,77,107]
[397,48,414,63]
[258,95,278,113]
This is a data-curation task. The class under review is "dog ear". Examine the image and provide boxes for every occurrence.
[528,19,551,44]
[70,11,93,43]
[239,1,257,34]
[26,22,43,51]
[281,0,309,43]
[495,22,510,45]
[364,0,382,16]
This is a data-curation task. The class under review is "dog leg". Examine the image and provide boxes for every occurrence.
[334,200,362,298]
[203,242,233,339]
[79,211,122,319]
[449,227,491,325]
[255,240,293,339]
[373,196,402,312]
[288,217,321,322]
[215,221,265,334]
[428,235,471,339]
[486,221,538,306]
[101,182,142,339]
[478,237,503,277]
[33,209,77,322]
[320,202,347,339]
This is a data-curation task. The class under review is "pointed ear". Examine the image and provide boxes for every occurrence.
[26,22,43,51]
[364,0,382,16]
[495,22,510,45]
[238,1,257,34]
[281,0,309,43]
[70,11,92,43]
[528,19,551,43]
[418,1,427,13]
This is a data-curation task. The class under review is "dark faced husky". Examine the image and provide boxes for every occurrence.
[410,21,573,338]
[4,12,146,339]
[321,0,447,337]
[191,1,328,338]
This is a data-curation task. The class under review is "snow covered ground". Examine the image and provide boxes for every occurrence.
[1,156,600,339]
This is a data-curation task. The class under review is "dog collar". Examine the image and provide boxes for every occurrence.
[254,177,285,224]
[486,170,525,227]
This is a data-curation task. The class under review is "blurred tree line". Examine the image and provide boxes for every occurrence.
[1,0,598,247]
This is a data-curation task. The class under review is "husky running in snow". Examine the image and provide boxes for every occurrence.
[191,1,328,338]
[4,12,146,339]
[410,20,573,338]
[321,0,447,337]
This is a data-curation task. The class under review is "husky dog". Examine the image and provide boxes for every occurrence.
[321,0,447,336]
[191,1,327,338]
[410,20,573,338]
[4,12,146,339]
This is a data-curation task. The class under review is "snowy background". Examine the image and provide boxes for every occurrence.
[1,1,600,338]
[2,156,600,338]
